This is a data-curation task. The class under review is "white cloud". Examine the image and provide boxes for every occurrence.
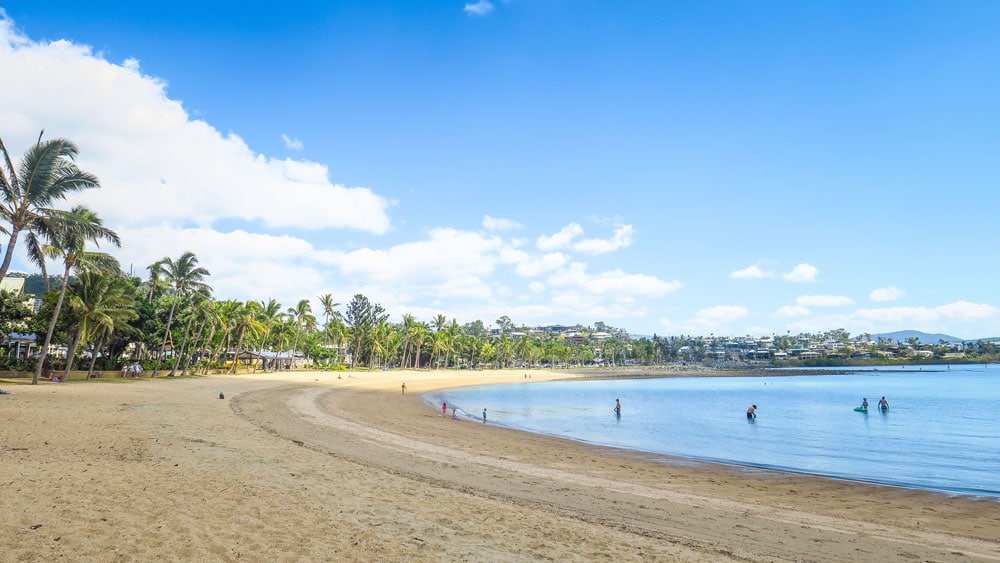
[572,224,634,255]
[482,215,522,232]
[783,263,818,282]
[536,223,583,251]
[463,1,495,16]
[546,262,683,296]
[852,301,1000,326]
[730,264,775,279]
[696,305,749,323]
[0,22,392,236]
[870,286,905,302]
[281,133,303,151]
[775,305,810,317]
[514,252,570,277]
[322,228,504,285]
[796,295,853,307]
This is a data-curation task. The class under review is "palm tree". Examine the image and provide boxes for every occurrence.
[410,322,429,368]
[151,252,211,376]
[170,289,212,375]
[32,206,120,384]
[317,293,340,342]
[287,299,314,369]
[255,298,284,371]
[66,271,137,379]
[177,293,215,376]
[228,301,264,374]
[0,133,101,282]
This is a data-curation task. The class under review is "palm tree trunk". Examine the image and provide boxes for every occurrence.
[181,320,207,376]
[230,327,247,374]
[32,265,71,384]
[0,227,23,283]
[87,335,104,378]
[62,328,82,381]
[172,311,196,375]
[153,293,179,377]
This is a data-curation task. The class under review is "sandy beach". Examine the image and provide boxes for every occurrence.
[2,369,998,562]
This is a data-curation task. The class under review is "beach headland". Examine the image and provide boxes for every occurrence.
[2,368,997,561]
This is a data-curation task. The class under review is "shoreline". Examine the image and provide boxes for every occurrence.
[423,366,1000,500]
[3,369,998,561]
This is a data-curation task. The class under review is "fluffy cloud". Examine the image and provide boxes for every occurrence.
[0,21,392,236]
[796,295,853,307]
[775,305,810,317]
[870,286,905,302]
[730,265,775,279]
[514,252,570,277]
[546,262,682,296]
[573,224,634,255]
[322,228,504,285]
[783,263,819,282]
[463,1,495,16]
[281,134,303,151]
[536,223,583,251]
[482,215,522,232]
[852,301,999,325]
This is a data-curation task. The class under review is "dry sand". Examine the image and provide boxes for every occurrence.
[1,369,998,562]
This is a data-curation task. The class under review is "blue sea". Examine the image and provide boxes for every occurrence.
[433,364,1000,498]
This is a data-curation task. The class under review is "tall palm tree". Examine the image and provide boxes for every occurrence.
[317,293,340,343]
[0,133,102,282]
[400,313,416,369]
[177,292,215,376]
[32,206,120,384]
[287,299,313,369]
[411,322,429,368]
[255,298,283,371]
[170,289,212,375]
[229,300,264,374]
[66,271,137,379]
[151,252,211,376]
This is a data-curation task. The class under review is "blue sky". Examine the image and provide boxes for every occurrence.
[1,1,998,339]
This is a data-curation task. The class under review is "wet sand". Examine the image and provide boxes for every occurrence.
[2,369,998,561]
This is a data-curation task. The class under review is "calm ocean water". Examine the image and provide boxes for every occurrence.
[433,364,1000,498]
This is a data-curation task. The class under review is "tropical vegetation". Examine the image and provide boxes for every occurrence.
[1,134,998,384]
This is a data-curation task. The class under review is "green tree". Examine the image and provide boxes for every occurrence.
[151,252,211,376]
[67,271,138,378]
[255,298,284,370]
[0,133,101,282]
[32,205,120,384]
[287,298,314,369]
[0,288,32,335]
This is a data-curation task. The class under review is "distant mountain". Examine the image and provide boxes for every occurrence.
[874,330,968,344]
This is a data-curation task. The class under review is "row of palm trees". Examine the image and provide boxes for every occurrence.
[1,133,650,383]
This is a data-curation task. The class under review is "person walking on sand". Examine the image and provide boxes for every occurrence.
[442,401,448,417]
[401,382,406,394]
[747,404,757,419]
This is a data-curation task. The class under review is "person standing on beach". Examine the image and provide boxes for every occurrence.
[482,408,487,423]
[401,382,406,394]
[442,401,448,417]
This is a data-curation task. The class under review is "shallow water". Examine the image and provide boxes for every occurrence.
[434,364,1000,498]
